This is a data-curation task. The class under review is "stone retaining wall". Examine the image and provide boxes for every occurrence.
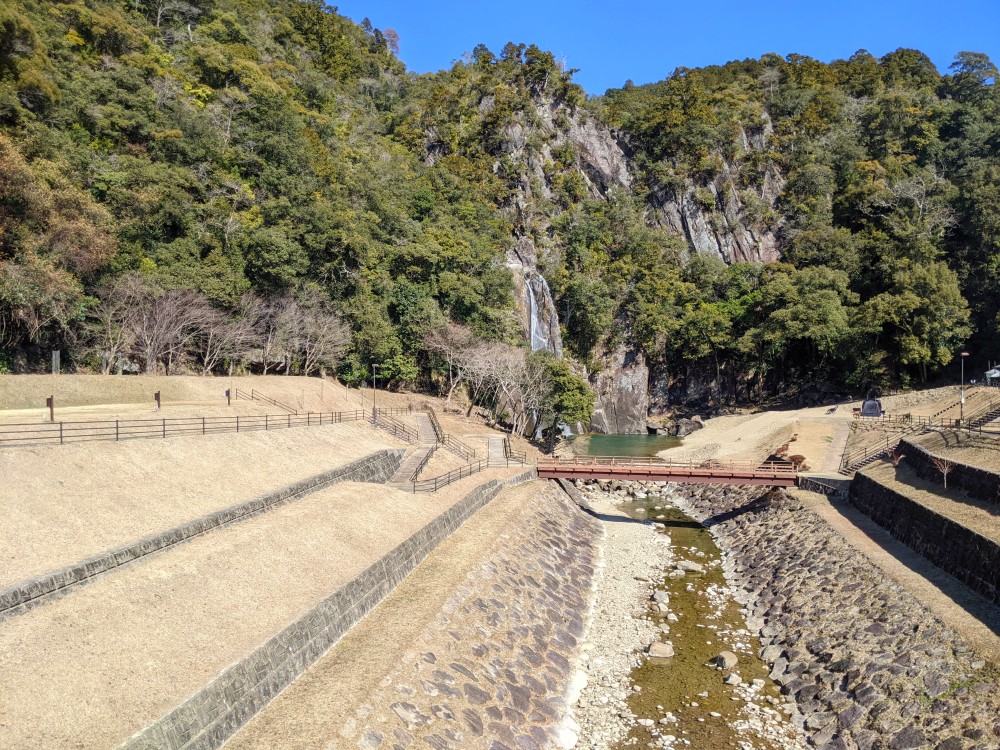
[849,471,1000,605]
[796,475,850,500]
[898,436,1000,506]
[0,449,407,621]
[120,470,537,750]
[669,483,1000,748]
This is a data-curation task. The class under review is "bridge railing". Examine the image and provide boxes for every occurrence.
[537,455,797,476]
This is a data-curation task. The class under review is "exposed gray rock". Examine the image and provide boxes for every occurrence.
[714,651,739,669]
[506,237,562,357]
[646,118,784,265]
[589,343,649,434]
[667,483,1000,750]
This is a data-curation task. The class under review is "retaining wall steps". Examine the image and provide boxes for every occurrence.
[0,449,407,622]
[0,462,535,750]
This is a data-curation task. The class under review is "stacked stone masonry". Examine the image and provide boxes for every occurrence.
[0,449,407,621]
[119,470,536,750]
[898,435,1000,506]
[670,484,1000,750]
[336,481,602,750]
[849,472,1000,605]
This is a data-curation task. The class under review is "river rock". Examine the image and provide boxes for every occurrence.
[713,651,739,669]
[676,560,705,574]
[648,642,675,658]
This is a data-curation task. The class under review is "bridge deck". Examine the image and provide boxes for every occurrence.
[536,456,797,487]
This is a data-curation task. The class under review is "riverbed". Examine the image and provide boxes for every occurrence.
[568,480,805,750]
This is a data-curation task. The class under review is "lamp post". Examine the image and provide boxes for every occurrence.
[371,363,378,422]
[960,351,969,423]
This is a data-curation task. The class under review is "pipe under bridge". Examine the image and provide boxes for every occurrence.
[535,456,798,487]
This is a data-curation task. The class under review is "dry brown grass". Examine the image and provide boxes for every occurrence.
[862,461,1000,544]
[226,480,546,749]
[0,421,407,587]
[0,471,523,750]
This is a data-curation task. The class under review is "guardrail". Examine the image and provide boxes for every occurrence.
[411,459,491,492]
[0,411,370,447]
[374,407,413,417]
[409,445,436,481]
[443,434,477,461]
[839,436,898,474]
[373,413,419,443]
[234,388,297,414]
[409,452,531,493]
[424,406,446,443]
[503,437,527,465]
[541,455,796,475]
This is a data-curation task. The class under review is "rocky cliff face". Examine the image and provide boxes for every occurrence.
[588,342,650,434]
[647,120,784,264]
[507,236,562,355]
[435,91,785,431]
[496,100,634,358]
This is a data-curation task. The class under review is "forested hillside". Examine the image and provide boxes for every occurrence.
[0,0,997,428]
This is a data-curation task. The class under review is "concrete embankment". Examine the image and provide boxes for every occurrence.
[669,483,1000,750]
[228,480,603,749]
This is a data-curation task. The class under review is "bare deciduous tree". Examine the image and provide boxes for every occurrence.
[424,322,476,404]
[194,294,263,375]
[931,456,956,489]
[130,285,212,374]
[268,291,350,376]
[84,275,143,373]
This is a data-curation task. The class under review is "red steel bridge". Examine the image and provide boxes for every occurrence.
[535,455,798,487]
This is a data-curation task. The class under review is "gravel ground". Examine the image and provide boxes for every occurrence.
[571,482,807,750]
[568,493,673,749]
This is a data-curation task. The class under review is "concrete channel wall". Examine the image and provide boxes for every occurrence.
[119,470,537,750]
[849,472,1000,605]
[0,449,407,621]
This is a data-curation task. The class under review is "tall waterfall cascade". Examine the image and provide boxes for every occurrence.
[506,238,563,358]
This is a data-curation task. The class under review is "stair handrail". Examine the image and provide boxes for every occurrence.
[234,388,297,414]
[373,412,419,443]
[411,458,491,493]
[443,434,477,461]
[422,404,446,443]
[409,445,436,481]
[502,437,527,466]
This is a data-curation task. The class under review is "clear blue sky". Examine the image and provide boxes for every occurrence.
[331,0,1000,94]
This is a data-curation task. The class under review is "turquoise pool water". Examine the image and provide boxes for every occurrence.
[568,433,681,457]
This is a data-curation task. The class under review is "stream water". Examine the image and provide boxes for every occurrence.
[615,495,795,750]
[569,434,682,457]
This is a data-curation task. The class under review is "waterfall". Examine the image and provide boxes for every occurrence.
[525,276,551,352]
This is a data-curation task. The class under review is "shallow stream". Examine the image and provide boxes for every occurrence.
[616,495,795,750]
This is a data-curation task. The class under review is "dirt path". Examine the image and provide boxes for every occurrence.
[662,406,851,467]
